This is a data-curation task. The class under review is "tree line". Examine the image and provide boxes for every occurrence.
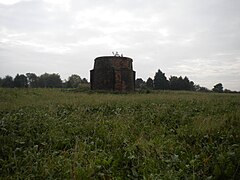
[135,69,238,93]
[0,70,238,93]
[0,73,88,88]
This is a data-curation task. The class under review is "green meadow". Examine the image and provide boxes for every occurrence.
[0,88,239,179]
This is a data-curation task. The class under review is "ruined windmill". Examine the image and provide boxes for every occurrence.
[90,53,135,91]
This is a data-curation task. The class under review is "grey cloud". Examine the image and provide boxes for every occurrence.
[0,0,240,90]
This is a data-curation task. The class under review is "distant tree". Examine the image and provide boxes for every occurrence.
[183,76,190,90]
[182,76,195,91]
[189,81,195,91]
[0,77,3,87]
[2,75,14,88]
[153,69,169,90]
[194,84,211,92]
[38,73,62,88]
[224,89,232,93]
[212,83,223,93]
[169,76,179,90]
[194,84,201,91]
[62,79,68,88]
[146,77,153,89]
[135,78,145,89]
[14,74,28,88]
[81,78,88,84]
[199,87,211,92]
[67,74,82,88]
[48,73,62,88]
[38,73,48,88]
[177,76,185,90]
[169,76,195,91]
[26,73,38,88]
[14,74,20,87]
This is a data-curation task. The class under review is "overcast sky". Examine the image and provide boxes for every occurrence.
[0,0,240,90]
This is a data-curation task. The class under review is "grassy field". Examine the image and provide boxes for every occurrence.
[0,88,239,179]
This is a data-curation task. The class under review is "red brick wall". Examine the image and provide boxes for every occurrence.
[90,56,135,91]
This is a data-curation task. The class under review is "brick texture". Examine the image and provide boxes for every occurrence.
[90,56,135,91]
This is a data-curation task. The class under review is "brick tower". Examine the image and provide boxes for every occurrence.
[90,56,135,91]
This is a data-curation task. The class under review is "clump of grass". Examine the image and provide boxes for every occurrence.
[0,88,239,179]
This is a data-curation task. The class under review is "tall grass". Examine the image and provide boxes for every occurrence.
[0,88,239,179]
